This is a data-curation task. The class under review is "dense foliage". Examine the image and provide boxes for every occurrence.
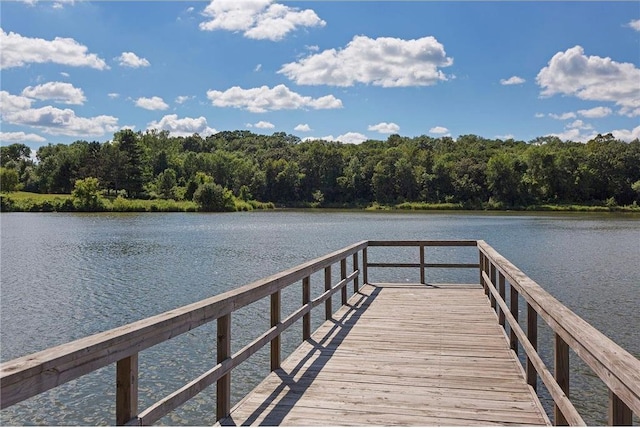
[1,129,639,210]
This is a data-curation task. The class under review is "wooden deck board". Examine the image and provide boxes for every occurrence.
[219,284,551,426]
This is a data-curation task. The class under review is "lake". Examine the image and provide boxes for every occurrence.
[1,211,638,425]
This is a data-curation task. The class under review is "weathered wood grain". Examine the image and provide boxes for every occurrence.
[220,284,550,426]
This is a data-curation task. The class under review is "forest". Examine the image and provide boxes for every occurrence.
[1,129,639,211]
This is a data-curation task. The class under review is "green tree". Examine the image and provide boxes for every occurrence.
[193,182,235,212]
[72,177,105,211]
[0,167,20,192]
[157,168,177,199]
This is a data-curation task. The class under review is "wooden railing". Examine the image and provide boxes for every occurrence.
[478,240,640,426]
[1,240,638,426]
[0,241,367,425]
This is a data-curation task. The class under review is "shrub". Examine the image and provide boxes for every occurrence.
[72,177,106,211]
[193,182,236,212]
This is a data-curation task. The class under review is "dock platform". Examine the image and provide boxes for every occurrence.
[2,240,638,426]
[221,283,549,426]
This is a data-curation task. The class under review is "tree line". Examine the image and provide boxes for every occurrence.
[1,129,639,210]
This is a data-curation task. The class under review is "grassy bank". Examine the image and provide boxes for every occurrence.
[0,192,274,213]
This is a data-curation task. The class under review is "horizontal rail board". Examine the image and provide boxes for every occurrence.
[367,263,479,269]
[367,240,478,247]
[478,240,640,417]
[0,241,367,409]
[482,271,585,426]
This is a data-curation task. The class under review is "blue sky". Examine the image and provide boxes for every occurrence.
[1,0,639,151]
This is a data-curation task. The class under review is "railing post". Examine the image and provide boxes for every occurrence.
[340,258,348,305]
[353,252,359,293]
[554,333,570,426]
[363,247,368,285]
[526,303,538,391]
[419,243,425,285]
[608,389,632,426]
[302,276,311,340]
[116,354,138,425]
[324,265,332,320]
[510,284,518,354]
[490,263,497,311]
[216,314,231,421]
[498,272,506,328]
[479,251,485,293]
[270,290,281,371]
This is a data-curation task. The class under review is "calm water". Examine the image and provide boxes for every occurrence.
[1,211,638,425]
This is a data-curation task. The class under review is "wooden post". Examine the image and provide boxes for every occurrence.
[608,389,632,426]
[498,272,506,328]
[510,284,518,354]
[324,266,332,320]
[302,276,311,340]
[419,244,425,285]
[554,333,569,426]
[479,252,485,293]
[526,302,538,391]
[353,252,359,293]
[340,258,347,305]
[270,290,281,371]
[490,263,497,311]
[363,247,368,285]
[216,314,231,421]
[116,354,138,425]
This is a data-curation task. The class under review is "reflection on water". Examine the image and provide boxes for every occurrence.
[1,211,638,425]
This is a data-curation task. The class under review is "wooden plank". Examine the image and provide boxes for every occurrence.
[270,291,281,371]
[224,284,550,426]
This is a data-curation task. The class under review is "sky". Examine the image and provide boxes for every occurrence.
[1,0,639,152]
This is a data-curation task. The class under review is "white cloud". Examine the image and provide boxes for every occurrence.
[294,123,311,132]
[429,126,449,134]
[495,134,515,140]
[135,96,169,111]
[116,52,150,68]
[254,64,262,72]
[199,0,325,41]
[21,82,86,105]
[0,90,33,113]
[0,131,46,143]
[577,106,612,118]
[549,112,577,120]
[548,128,598,143]
[368,122,400,134]
[566,119,593,130]
[279,35,453,87]
[534,113,545,118]
[627,19,640,32]
[108,93,120,99]
[611,125,640,142]
[536,45,640,117]
[175,95,194,104]
[336,132,367,144]
[60,72,70,78]
[0,28,109,70]
[206,84,342,113]
[253,120,275,129]
[500,76,526,85]
[147,114,216,137]
[3,106,118,136]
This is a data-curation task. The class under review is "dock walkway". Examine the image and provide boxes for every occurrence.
[221,283,549,426]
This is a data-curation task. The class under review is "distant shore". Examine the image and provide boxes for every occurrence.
[2,191,639,213]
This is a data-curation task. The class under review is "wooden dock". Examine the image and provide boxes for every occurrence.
[2,240,639,426]
[221,283,550,426]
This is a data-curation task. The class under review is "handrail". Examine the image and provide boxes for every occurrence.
[2,240,638,427]
[477,240,640,426]
[0,240,367,425]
